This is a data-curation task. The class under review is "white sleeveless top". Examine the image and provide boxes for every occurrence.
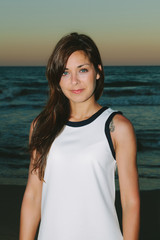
[38,107,123,240]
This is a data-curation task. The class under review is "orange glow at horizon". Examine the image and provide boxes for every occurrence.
[0,0,160,66]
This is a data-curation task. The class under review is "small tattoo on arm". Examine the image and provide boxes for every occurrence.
[109,120,115,132]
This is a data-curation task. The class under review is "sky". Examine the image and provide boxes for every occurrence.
[0,0,160,66]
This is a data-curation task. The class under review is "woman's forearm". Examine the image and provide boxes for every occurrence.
[19,193,41,240]
[122,200,140,240]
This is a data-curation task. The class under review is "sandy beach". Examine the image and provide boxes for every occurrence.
[0,185,159,240]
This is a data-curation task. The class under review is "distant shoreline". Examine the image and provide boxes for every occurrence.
[1,65,160,67]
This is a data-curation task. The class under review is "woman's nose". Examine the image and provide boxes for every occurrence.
[71,73,79,85]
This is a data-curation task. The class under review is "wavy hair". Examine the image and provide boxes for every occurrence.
[30,32,105,180]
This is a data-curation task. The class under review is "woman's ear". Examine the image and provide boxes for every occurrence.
[96,65,102,80]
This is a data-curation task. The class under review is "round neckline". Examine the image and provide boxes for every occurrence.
[66,106,108,127]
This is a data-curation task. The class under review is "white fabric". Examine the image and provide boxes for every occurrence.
[38,107,123,240]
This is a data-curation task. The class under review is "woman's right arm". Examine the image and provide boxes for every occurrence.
[19,122,43,240]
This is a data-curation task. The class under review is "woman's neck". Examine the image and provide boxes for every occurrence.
[69,101,102,122]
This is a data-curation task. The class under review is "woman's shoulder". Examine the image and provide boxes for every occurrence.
[111,113,136,143]
[113,113,133,129]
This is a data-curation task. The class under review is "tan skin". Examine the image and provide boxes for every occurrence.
[19,123,43,240]
[111,115,140,240]
[20,51,140,239]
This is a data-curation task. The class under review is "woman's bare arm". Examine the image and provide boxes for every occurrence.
[19,122,43,240]
[111,114,140,240]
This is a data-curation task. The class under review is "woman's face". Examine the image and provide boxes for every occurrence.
[59,50,100,106]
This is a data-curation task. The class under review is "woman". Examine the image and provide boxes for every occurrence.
[20,32,140,240]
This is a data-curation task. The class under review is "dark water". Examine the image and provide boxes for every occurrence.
[0,66,160,190]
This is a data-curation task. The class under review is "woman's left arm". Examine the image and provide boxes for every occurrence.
[112,114,140,240]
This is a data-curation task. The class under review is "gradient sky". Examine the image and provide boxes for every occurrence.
[0,0,160,66]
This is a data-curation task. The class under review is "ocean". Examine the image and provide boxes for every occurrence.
[0,66,160,190]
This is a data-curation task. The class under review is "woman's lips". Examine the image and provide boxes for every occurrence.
[71,89,84,94]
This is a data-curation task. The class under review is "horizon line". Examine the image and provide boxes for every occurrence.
[0,65,160,67]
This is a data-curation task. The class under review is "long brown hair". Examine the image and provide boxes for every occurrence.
[30,32,105,180]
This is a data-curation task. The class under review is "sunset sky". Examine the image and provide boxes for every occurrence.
[1,0,160,66]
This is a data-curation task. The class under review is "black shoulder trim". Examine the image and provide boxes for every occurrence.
[105,111,123,159]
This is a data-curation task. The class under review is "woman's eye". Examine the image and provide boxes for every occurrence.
[62,71,69,76]
[80,68,88,73]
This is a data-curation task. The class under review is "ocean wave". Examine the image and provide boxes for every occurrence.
[103,87,159,97]
[104,65,160,76]
[139,174,160,179]
[104,80,160,87]
[139,164,160,168]
[137,141,160,151]
[14,88,47,97]
[137,130,160,151]
[0,150,28,160]
[9,79,47,88]
[0,167,28,179]
[100,95,160,106]
[0,162,29,169]
[0,102,45,109]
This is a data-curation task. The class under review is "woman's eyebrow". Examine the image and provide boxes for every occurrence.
[65,63,90,70]
[77,64,90,68]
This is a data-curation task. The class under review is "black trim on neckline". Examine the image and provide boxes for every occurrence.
[66,106,108,127]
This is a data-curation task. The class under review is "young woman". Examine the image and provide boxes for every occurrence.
[20,32,140,240]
